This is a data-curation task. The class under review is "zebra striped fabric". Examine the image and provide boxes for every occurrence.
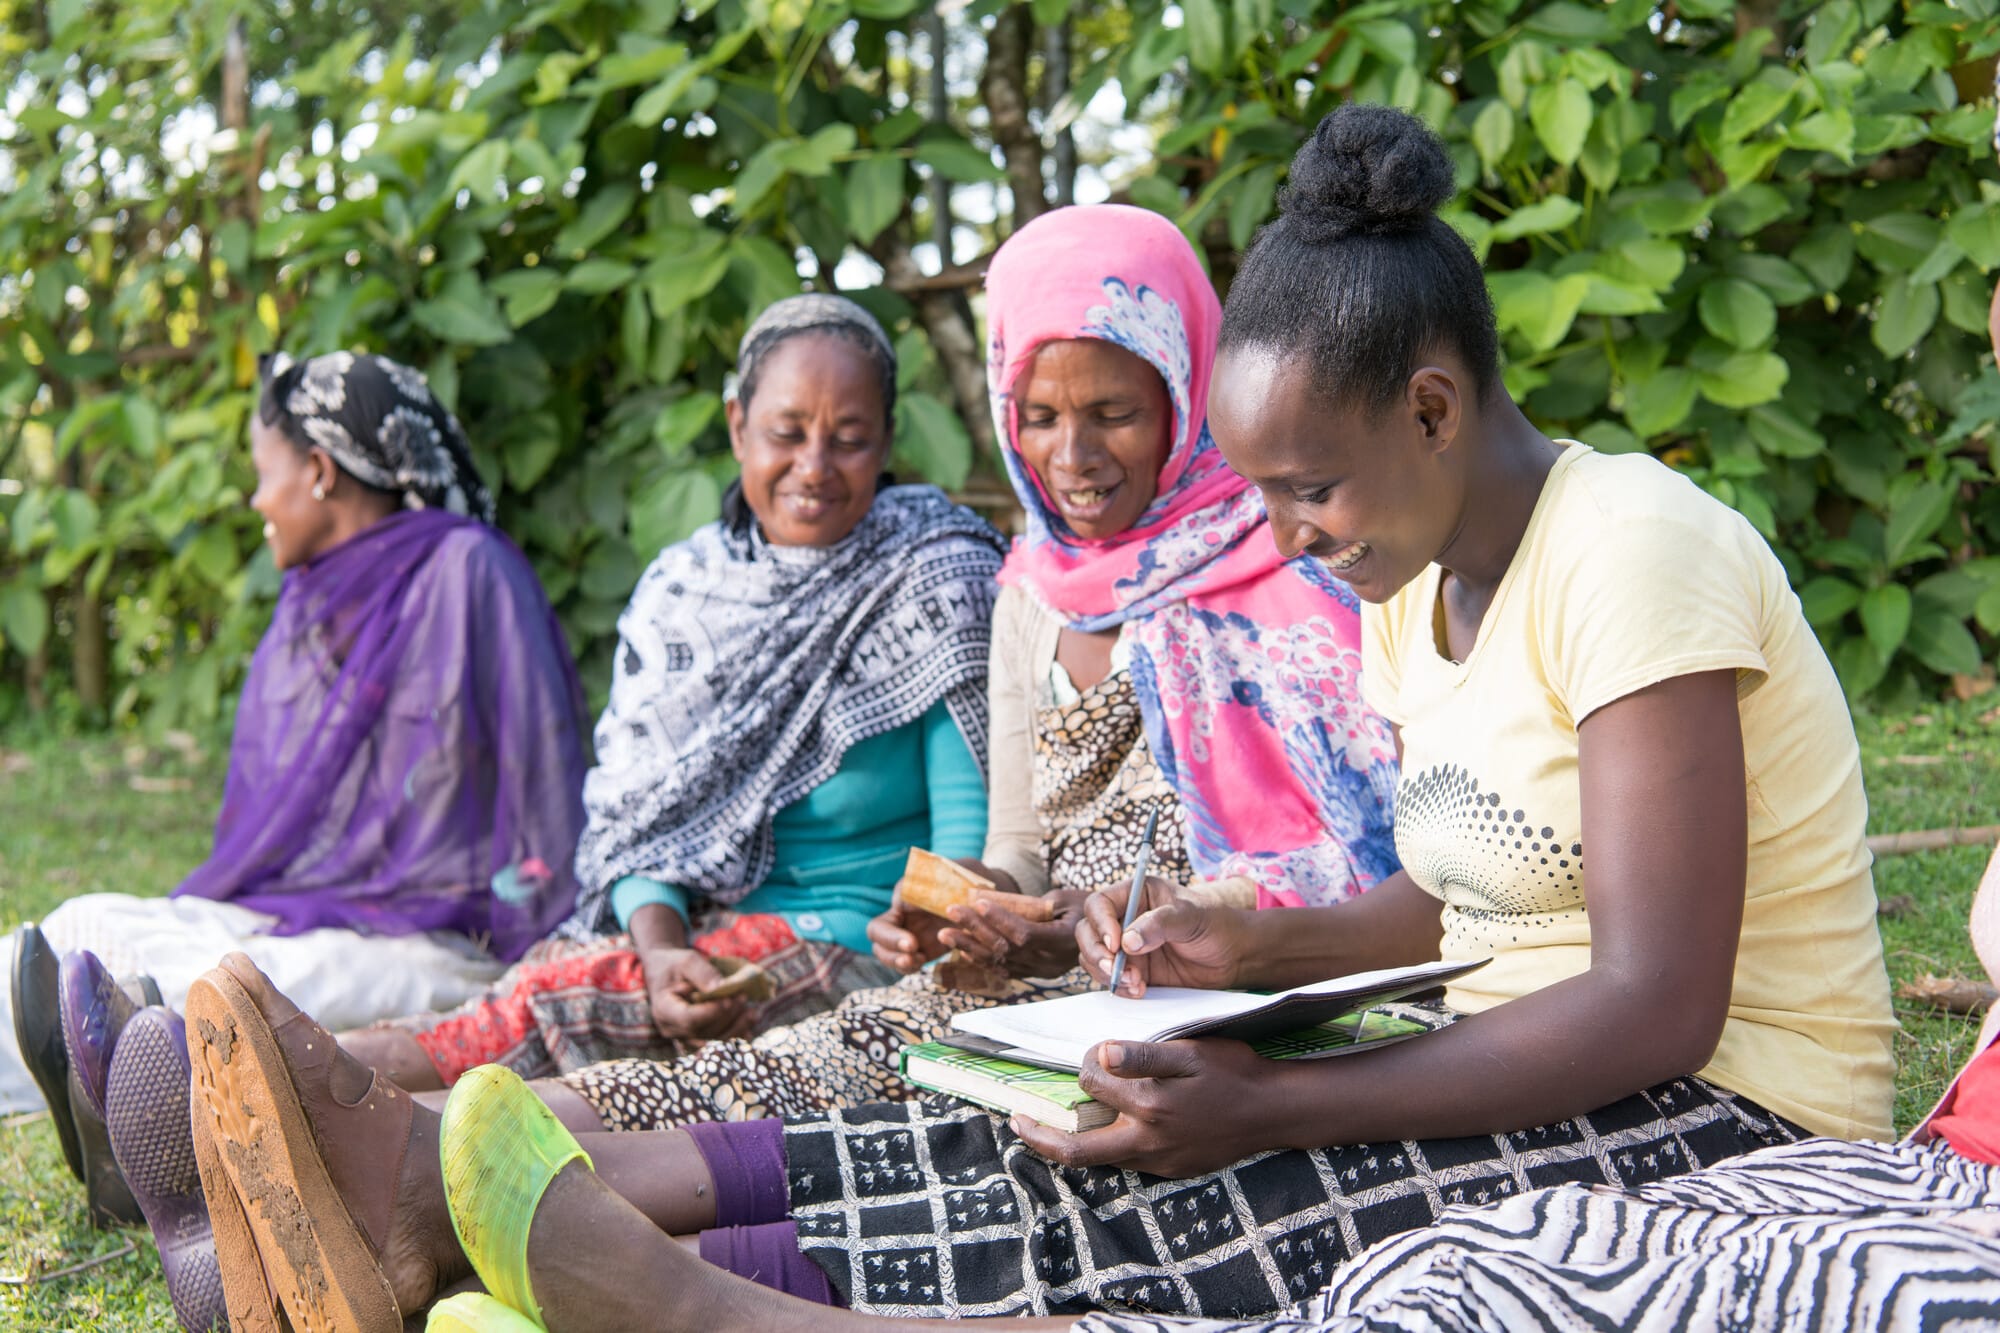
[1075,1138,2000,1333]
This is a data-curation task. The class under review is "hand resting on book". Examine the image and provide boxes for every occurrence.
[1008,1035,1291,1176]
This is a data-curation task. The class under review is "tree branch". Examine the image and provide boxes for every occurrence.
[874,241,994,456]
[884,257,992,293]
[980,4,1045,226]
[1044,20,1076,208]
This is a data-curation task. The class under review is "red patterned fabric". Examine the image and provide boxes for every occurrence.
[410,908,800,1088]
[691,912,798,963]
[402,913,881,1085]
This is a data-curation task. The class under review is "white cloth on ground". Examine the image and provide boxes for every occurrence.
[0,893,504,1113]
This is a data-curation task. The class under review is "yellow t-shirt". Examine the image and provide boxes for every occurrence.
[1362,443,1895,1141]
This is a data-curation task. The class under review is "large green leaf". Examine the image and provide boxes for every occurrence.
[1470,99,1514,171]
[643,247,729,318]
[1872,277,1940,359]
[410,274,511,347]
[1697,278,1777,349]
[655,393,721,456]
[1858,583,1911,658]
[553,184,638,257]
[1624,367,1699,436]
[1977,580,2000,636]
[1528,80,1591,166]
[1695,351,1788,409]
[1719,76,1792,143]
[1490,196,1581,243]
[1745,403,1824,458]
[1857,213,1943,270]
[915,135,1005,183]
[0,580,48,656]
[1490,271,1590,351]
[447,140,510,203]
[488,270,565,327]
[894,393,973,489]
[1885,483,1953,568]
[845,154,905,245]
[1906,603,1985,677]
[1797,575,1863,628]
[629,469,723,564]
[1184,0,1230,77]
[1950,204,2000,270]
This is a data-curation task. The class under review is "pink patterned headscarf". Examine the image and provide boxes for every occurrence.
[986,204,1400,907]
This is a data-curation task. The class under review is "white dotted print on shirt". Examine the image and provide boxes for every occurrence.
[1394,764,1586,944]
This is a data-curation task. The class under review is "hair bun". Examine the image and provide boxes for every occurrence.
[1277,104,1455,244]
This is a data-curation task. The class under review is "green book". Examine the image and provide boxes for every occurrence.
[900,1009,1434,1132]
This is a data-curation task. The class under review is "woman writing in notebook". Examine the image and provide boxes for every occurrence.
[1027,103,1897,1185]
[172,110,1893,1329]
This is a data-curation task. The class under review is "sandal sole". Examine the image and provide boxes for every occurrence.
[105,1012,229,1333]
[191,1110,287,1333]
[186,968,399,1333]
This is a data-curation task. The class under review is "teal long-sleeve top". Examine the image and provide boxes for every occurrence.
[608,699,986,954]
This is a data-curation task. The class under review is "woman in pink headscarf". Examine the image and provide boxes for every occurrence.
[960,201,1401,916]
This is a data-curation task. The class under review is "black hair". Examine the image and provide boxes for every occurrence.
[1220,104,1499,414]
[737,321,899,434]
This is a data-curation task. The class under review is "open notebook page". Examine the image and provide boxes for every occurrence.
[950,959,1480,1070]
[952,988,1262,1070]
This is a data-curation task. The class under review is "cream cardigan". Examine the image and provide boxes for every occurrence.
[979,584,1254,910]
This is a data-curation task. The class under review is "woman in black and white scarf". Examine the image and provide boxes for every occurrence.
[338,294,1010,1089]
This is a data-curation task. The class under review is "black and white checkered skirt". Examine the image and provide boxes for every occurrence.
[784,1072,1800,1318]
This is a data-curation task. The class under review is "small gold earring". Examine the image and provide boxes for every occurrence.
[312,483,326,501]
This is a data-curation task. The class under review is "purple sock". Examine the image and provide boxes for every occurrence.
[698,1221,840,1305]
[685,1118,790,1229]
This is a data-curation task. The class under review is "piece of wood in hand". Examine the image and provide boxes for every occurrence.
[691,956,776,1004]
[1896,973,1999,1015]
[897,849,1055,921]
[899,848,997,916]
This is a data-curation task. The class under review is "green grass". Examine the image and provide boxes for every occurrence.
[1854,700,2000,1130]
[4,709,2000,1330]
[1,731,224,1332]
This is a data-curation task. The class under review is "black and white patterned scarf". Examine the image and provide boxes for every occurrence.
[567,483,1005,933]
[259,351,494,521]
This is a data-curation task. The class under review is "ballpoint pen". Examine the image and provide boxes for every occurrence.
[1106,807,1161,996]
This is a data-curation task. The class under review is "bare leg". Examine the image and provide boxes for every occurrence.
[338,1026,445,1092]
[526,1163,1077,1333]
[290,1083,720,1309]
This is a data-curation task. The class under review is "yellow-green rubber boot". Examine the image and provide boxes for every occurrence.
[428,1292,547,1331]
[438,1064,594,1329]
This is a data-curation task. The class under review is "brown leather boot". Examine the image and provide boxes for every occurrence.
[185,952,440,1333]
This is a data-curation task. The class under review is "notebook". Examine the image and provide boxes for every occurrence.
[903,1009,1440,1130]
[949,957,1484,1072]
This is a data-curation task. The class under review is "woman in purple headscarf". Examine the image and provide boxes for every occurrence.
[2,350,590,1115]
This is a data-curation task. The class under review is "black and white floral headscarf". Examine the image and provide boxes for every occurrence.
[257,351,495,522]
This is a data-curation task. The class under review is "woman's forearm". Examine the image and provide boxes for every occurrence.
[628,901,690,952]
[1258,963,1726,1150]
[1233,872,1445,990]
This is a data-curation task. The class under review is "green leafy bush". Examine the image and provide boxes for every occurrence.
[2,0,1998,727]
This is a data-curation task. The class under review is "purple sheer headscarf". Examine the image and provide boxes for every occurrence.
[173,509,588,961]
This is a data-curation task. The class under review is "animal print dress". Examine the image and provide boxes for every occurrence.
[562,667,1194,1129]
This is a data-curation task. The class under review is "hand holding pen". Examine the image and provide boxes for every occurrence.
[1078,817,1254,996]
[1106,808,1160,996]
